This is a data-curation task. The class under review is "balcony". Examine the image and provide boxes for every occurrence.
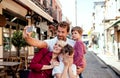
[30,0,52,15]
[31,0,46,12]
[30,0,57,21]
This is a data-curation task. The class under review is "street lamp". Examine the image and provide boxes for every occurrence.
[75,0,77,26]
[25,11,31,19]
[25,11,32,26]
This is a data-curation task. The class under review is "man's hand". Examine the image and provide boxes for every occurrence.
[23,26,32,39]
[77,66,84,74]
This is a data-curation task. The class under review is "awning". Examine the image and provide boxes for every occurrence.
[18,0,53,22]
[110,19,120,27]
[105,18,120,30]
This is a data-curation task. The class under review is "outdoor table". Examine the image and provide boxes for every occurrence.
[0,61,21,78]
[20,55,34,69]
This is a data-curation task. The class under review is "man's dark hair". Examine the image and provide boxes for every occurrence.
[61,44,74,55]
[57,21,70,32]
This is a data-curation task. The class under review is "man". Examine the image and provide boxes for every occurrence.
[23,21,84,77]
[23,21,74,51]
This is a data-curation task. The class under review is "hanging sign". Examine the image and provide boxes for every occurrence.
[0,14,6,27]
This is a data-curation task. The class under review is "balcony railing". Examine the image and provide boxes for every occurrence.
[31,0,46,12]
[30,0,57,21]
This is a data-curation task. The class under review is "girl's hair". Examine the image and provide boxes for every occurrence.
[71,26,83,35]
[61,44,74,56]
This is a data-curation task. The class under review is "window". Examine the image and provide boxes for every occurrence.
[3,26,11,52]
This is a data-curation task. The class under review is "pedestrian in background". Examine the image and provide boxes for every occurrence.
[71,26,86,78]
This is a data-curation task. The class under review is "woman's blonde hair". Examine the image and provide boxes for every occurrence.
[56,40,67,48]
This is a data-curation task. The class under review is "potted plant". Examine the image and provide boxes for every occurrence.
[11,30,28,57]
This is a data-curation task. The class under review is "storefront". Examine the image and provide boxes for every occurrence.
[0,0,28,58]
[107,18,120,60]
[2,9,27,56]
[0,0,54,58]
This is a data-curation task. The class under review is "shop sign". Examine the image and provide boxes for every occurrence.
[0,14,6,27]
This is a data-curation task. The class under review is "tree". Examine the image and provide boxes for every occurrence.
[11,30,28,57]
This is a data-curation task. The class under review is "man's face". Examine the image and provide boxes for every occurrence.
[57,26,68,41]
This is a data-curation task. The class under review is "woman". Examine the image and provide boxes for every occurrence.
[28,40,66,78]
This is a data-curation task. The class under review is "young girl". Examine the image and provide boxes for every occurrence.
[52,44,78,78]
[71,26,86,78]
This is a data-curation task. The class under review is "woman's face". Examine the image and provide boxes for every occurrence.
[53,41,65,54]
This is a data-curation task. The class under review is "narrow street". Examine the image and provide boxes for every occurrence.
[83,51,119,78]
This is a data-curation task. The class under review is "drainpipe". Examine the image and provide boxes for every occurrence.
[118,48,120,60]
[116,26,120,60]
[117,28,120,60]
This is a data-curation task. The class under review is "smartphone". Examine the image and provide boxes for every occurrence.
[26,26,34,32]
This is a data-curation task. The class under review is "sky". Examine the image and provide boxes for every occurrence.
[59,0,94,32]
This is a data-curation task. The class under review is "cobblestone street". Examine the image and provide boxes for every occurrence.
[83,51,119,78]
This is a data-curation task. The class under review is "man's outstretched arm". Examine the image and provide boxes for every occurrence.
[23,26,48,49]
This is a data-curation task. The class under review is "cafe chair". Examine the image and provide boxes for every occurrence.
[0,67,7,78]
[0,72,7,78]
[4,56,20,78]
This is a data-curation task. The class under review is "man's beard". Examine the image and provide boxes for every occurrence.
[57,36,66,41]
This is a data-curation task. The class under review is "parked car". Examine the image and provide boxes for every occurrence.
[82,34,89,46]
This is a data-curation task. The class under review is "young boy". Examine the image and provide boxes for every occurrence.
[71,26,86,78]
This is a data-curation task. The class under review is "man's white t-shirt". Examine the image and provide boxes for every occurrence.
[44,37,75,51]
[52,61,78,78]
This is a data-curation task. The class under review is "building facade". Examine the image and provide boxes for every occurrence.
[0,0,62,58]
[92,0,120,60]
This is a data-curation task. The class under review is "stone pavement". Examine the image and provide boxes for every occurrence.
[96,52,120,76]
[88,47,120,76]
[83,51,119,78]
